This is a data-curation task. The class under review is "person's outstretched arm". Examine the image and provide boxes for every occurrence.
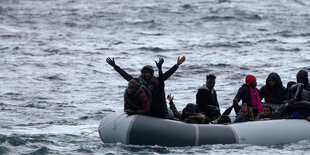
[155,58,164,84]
[106,57,134,81]
[167,94,181,119]
[163,56,186,81]
[233,96,241,114]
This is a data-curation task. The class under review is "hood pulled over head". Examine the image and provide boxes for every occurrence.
[182,103,199,113]
[148,78,159,87]
[297,70,309,84]
[266,72,283,88]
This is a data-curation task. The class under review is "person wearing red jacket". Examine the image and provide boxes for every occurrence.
[124,78,151,115]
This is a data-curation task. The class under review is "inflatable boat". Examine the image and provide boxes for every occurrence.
[98,113,310,147]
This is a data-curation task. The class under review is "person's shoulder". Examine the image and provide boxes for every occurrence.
[260,85,267,91]
[242,83,249,87]
[196,89,206,96]
[239,84,248,90]
[197,86,210,94]
[198,84,208,90]
[260,85,267,89]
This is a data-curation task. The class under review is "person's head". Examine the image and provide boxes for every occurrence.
[208,105,221,119]
[297,70,309,85]
[148,78,159,93]
[287,81,297,90]
[245,75,257,88]
[266,72,282,88]
[182,103,199,117]
[141,65,154,80]
[127,78,141,95]
[263,106,273,117]
[267,77,276,87]
[206,74,216,90]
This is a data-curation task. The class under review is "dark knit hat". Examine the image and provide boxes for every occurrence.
[128,79,141,89]
[141,65,154,74]
[148,78,159,87]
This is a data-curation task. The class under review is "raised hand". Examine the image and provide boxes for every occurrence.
[167,94,174,102]
[155,58,164,69]
[177,56,186,66]
[106,57,116,67]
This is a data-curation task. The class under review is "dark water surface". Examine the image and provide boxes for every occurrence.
[1,0,310,154]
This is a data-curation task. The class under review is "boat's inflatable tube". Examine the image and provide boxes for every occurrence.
[230,119,310,145]
[99,113,310,146]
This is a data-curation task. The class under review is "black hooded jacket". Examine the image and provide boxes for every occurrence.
[297,70,310,91]
[196,84,220,119]
[149,66,169,118]
[112,64,179,86]
[259,72,286,105]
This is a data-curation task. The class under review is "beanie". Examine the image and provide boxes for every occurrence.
[245,75,256,85]
[141,65,154,74]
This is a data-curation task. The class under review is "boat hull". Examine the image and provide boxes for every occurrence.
[98,113,310,146]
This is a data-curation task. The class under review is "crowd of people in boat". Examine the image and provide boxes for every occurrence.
[106,56,310,124]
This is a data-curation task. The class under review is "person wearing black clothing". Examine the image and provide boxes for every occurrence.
[214,105,233,124]
[284,81,297,100]
[196,74,220,120]
[259,72,286,106]
[271,84,310,122]
[256,105,273,121]
[295,70,310,102]
[233,75,263,116]
[296,69,310,91]
[106,56,185,86]
[167,94,210,124]
[181,104,209,124]
[147,58,169,118]
[234,103,255,123]
[124,78,151,115]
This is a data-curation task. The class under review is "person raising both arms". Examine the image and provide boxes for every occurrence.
[147,58,170,118]
[106,56,186,86]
